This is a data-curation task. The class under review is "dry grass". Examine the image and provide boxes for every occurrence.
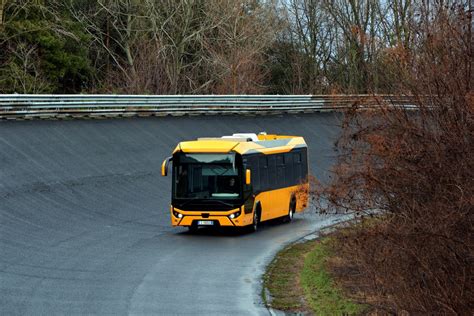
[263,237,366,315]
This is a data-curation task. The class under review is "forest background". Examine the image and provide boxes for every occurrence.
[1,0,462,95]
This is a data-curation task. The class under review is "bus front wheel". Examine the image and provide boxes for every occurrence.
[248,208,260,232]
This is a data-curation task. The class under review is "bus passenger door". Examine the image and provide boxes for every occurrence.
[242,158,255,221]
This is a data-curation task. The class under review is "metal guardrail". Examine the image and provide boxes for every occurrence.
[0,95,417,120]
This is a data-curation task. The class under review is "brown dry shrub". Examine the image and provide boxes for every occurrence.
[313,3,473,314]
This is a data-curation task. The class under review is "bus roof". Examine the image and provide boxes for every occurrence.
[173,134,307,155]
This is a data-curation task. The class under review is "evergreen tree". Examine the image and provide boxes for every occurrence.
[0,0,93,93]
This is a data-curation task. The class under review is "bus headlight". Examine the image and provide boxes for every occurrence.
[228,211,241,219]
[173,210,183,218]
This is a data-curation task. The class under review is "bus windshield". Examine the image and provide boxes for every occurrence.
[173,153,241,200]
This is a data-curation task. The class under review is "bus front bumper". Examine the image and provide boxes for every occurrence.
[170,207,252,227]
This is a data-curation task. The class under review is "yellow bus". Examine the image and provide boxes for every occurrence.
[161,133,309,232]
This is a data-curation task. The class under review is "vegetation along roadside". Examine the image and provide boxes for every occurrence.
[263,230,366,316]
[264,3,472,315]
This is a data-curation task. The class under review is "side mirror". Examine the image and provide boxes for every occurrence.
[245,169,251,185]
[161,156,172,176]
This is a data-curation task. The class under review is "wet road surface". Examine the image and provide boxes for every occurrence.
[0,114,342,315]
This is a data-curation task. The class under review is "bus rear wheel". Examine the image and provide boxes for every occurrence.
[285,200,296,223]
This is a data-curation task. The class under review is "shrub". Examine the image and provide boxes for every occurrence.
[313,3,473,313]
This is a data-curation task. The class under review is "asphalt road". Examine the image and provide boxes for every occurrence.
[0,114,342,315]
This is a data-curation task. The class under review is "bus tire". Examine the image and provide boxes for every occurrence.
[286,199,296,223]
[248,205,260,233]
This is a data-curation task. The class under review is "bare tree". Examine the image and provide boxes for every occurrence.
[320,0,384,92]
[202,0,279,94]
[0,41,52,93]
[69,0,279,94]
[282,0,334,93]
[72,0,213,93]
[313,2,473,313]
[69,0,145,83]
[145,0,211,93]
[0,0,5,26]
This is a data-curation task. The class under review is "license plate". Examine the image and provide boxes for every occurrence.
[197,220,214,226]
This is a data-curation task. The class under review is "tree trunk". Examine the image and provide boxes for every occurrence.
[469,0,473,90]
[125,13,136,77]
[0,0,5,26]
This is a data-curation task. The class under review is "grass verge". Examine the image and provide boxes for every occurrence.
[263,236,366,315]
[301,238,365,315]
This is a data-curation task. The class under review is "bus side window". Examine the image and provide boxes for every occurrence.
[259,156,268,191]
[293,152,302,183]
[250,156,260,191]
[285,153,294,186]
[268,155,277,189]
[301,149,308,179]
[276,154,285,188]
